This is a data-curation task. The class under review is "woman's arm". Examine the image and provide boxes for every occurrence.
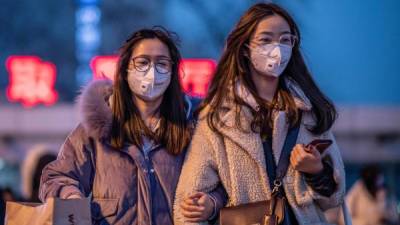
[304,160,336,197]
[180,184,228,223]
[305,130,346,211]
[39,124,94,201]
[174,123,222,225]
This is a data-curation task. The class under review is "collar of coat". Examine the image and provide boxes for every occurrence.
[76,79,193,141]
[233,77,312,112]
[202,78,312,164]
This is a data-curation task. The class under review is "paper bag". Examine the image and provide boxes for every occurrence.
[5,197,92,225]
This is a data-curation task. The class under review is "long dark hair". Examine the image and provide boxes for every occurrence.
[110,27,191,155]
[198,3,337,136]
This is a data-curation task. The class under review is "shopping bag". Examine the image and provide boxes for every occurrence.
[5,197,92,225]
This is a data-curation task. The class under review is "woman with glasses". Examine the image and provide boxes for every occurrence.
[39,27,225,225]
[175,3,346,225]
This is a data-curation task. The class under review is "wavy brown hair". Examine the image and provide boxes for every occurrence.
[110,27,190,155]
[198,3,337,137]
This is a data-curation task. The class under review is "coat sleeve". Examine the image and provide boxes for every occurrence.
[304,130,346,211]
[39,124,94,202]
[304,160,336,197]
[173,122,222,225]
[207,184,228,221]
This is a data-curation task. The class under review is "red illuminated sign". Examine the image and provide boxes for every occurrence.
[179,59,216,97]
[90,55,118,81]
[6,56,58,107]
[3,55,216,107]
[90,56,216,97]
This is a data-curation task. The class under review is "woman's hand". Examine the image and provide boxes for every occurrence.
[181,192,215,222]
[290,144,323,175]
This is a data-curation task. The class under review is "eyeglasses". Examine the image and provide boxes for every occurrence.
[129,56,173,74]
[251,33,297,47]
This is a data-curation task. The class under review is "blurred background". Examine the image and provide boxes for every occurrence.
[0,0,399,223]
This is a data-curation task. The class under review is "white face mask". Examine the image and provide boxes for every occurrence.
[250,43,292,77]
[127,66,171,101]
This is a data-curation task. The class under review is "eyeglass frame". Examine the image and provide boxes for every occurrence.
[249,33,298,48]
[128,56,174,74]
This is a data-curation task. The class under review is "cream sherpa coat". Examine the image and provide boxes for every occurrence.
[174,80,346,225]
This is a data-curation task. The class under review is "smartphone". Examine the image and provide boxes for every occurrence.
[306,139,332,154]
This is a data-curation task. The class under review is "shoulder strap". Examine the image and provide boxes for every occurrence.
[262,113,301,194]
[275,113,302,182]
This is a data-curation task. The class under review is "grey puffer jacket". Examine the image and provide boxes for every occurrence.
[39,80,225,225]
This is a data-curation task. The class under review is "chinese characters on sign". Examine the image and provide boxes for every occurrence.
[5,55,216,107]
[90,55,118,81]
[179,59,216,97]
[6,56,58,107]
[91,56,216,97]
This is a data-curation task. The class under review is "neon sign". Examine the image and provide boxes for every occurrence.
[179,59,216,97]
[4,55,216,107]
[6,56,58,107]
[90,56,216,97]
[90,55,118,80]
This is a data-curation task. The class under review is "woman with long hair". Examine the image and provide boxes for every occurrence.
[39,27,224,225]
[175,3,346,224]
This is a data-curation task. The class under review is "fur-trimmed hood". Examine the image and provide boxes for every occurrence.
[76,79,194,140]
[77,79,114,140]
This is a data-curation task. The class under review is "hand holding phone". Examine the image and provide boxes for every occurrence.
[305,139,332,154]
